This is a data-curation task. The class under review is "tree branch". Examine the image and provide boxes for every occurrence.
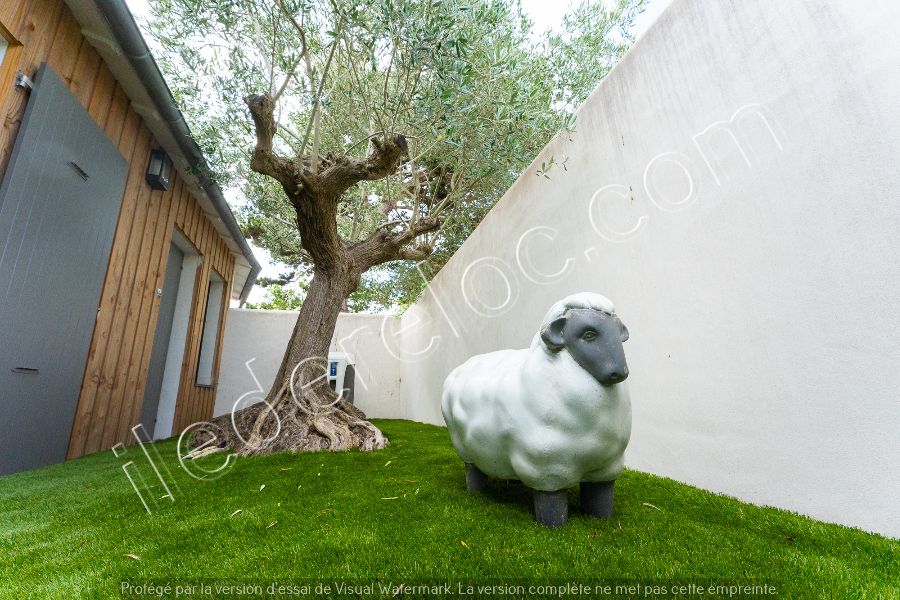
[349,214,441,271]
[274,0,309,57]
[315,135,409,201]
[300,21,342,167]
[245,94,302,194]
[273,52,304,102]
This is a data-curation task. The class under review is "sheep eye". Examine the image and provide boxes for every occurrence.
[581,330,598,341]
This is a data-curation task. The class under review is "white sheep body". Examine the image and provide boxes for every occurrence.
[441,295,631,491]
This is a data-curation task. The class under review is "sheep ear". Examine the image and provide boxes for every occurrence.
[541,316,567,351]
[618,317,630,342]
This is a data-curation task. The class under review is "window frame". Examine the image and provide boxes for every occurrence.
[194,268,226,388]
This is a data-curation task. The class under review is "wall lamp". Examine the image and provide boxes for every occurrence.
[145,149,173,191]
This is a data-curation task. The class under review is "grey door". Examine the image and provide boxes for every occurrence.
[0,64,127,475]
[138,243,183,440]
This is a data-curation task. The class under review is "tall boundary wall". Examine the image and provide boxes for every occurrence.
[215,0,900,538]
[396,0,900,538]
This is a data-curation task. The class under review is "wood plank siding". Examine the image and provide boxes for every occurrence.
[0,0,236,458]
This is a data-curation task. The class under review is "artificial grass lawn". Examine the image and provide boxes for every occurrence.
[0,420,896,599]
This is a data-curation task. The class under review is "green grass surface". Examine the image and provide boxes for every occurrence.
[0,420,896,599]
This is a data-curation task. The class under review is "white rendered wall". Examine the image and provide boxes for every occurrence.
[395,0,900,537]
[213,309,402,420]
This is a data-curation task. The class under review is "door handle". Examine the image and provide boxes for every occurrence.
[11,367,39,374]
[67,161,90,181]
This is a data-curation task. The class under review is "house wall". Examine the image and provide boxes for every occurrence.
[0,0,236,458]
[395,0,900,538]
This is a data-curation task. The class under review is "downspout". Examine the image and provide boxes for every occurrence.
[93,0,261,304]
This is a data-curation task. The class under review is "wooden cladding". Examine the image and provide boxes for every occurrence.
[0,0,236,457]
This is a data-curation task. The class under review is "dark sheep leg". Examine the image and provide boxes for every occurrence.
[533,489,569,528]
[465,463,488,493]
[580,480,615,518]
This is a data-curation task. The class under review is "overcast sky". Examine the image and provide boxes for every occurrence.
[126,0,674,41]
[122,0,675,301]
[519,0,673,40]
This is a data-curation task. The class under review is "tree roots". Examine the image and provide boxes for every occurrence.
[192,386,387,455]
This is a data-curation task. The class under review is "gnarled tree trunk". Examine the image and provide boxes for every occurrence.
[205,236,389,453]
[207,261,387,454]
[196,93,440,456]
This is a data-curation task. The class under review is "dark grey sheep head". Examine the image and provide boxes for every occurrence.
[541,308,630,386]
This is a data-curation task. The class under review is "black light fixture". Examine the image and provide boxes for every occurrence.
[145,148,173,191]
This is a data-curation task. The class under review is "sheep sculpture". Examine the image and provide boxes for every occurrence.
[441,292,631,527]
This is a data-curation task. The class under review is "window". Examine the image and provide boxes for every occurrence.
[195,270,225,386]
[0,38,8,66]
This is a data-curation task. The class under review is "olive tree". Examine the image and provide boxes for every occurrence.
[146,0,644,453]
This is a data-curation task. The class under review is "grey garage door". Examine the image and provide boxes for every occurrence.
[0,64,127,475]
